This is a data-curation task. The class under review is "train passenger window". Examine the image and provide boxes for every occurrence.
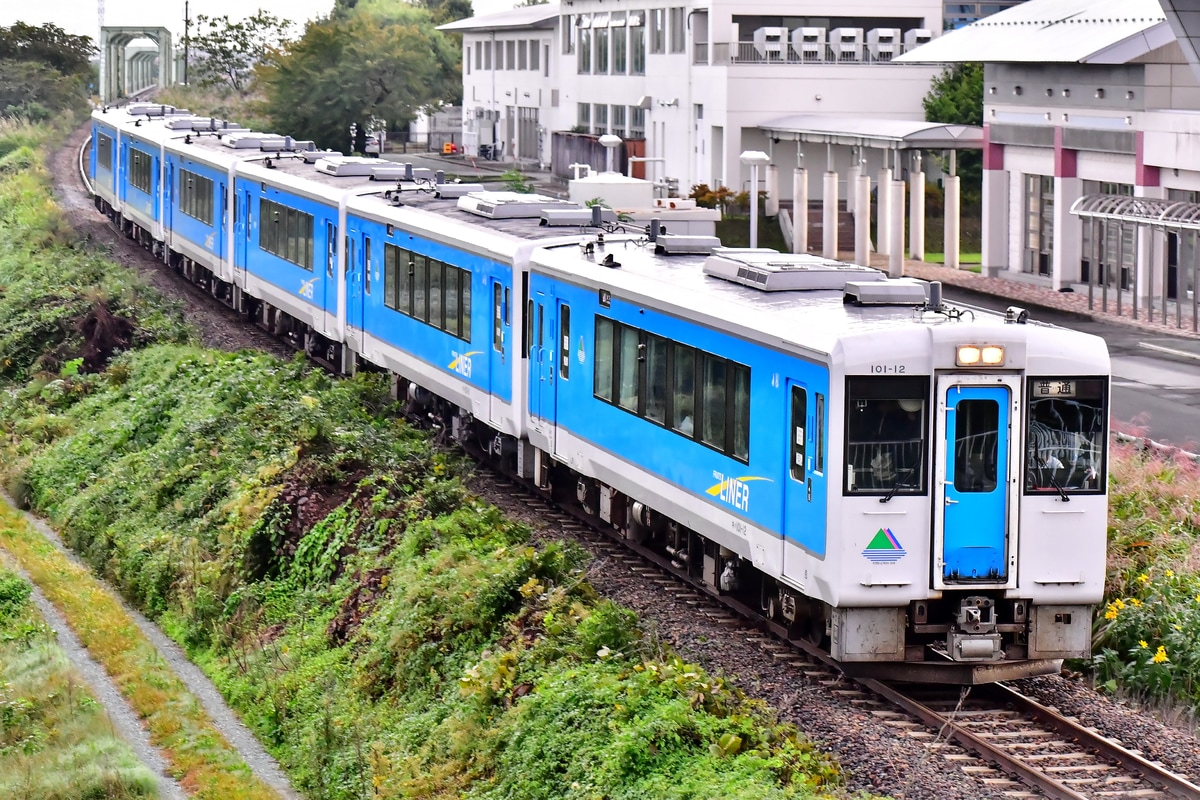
[671,343,696,436]
[791,387,807,481]
[383,243,398,310]
[411,256,427,321]
[493,283,503,352]
[732,365,750,461]
[363,236,371,294]
[594,317,614,401]
[644,334,667,424]
[953,399,999,492]
[844,376,928,495]
[129,149,152,193]
[327,223,336,278]
[429,260,443,329]
[559,305,571,379]
[815,393,825,474]
[701,355,726,450]
[445,268,460,336]
[618,326,639,411]
[97,134,113,170]
[399,248,412,315]
[1025,378,1107,494]
[179,169,214,226]
[460,269,471,340]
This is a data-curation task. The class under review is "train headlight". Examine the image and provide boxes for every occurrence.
[956,344,1005,367]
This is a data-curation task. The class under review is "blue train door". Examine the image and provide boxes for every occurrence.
[528,287,556,432]
[490,277,510,425]
[235,190,250,276]
[935,377,1017,584]
[783,381,827,562]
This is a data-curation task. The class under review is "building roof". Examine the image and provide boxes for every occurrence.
[894,0,1171,65]
[437,5,559,33]
[758,115,983,151]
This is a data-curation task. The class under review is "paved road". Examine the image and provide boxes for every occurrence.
[945,287,1200,449]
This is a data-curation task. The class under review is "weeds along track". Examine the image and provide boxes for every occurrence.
[64,122,1200,800]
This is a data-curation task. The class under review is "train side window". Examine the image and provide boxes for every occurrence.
[815,393,825,474]
[732,364,750,462]
[327,223,336,278]
[460,268,471,340]
[363,235,371,294]
[617,324,640,412]
[845,376,928,495]
[383,243,398,309]
[791,386,807,481]
[594,316,614,401]
[428,260,443,329]
[493,282,504,352]
[701,355,726,450]
[399,249,412,315]
[671,343,696,436]
[414,255,429,322]
[644,334,667,424]
[1025,378,1107,493]
[559,304,571,380]
[445,267,460,336]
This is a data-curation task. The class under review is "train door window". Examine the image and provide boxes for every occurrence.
[815,393,825,474]
[493,282,503,351]
[536,302,545,350]
[671,343,696,436]
[701,355,727,450]
[327,223,336,278]
[732,364,750,462]
[644,333,667,424]
[383,243,398,309]
[399,248,412,315]
[363,236,371,294]
[460,269,471,340]
[594,316,614,401]
[414,255,429,322]
[526,298,534,356]
[844,376,928,494]
[504,287,511,326]
[445,267,460,336]
[617,325,640,411]
[559,304,571,379]
[1025,378,1107,494]
[790,387,807,481]
[429,260,443,329]
[953,400,999,492]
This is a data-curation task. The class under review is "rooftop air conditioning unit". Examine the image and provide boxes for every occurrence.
[866,28,900,61]
[903,28,933,52]
[829,27,863,62]
[792,27,826,62]
[752,26,788,60]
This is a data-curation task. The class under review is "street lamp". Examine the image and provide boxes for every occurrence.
[740,150,770,249]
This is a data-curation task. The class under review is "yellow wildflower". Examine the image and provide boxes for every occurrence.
[1104,605,1119,620]
[1154,646,1169,664]
[1165,569,1174,578]
[1115,598,1127,610]
[1139,640,1149,649]
[1129,598,1142,607]
[1138,573,1151,584]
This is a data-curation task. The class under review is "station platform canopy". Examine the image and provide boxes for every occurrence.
[758,115,983,152]
[1070,194,1200,232]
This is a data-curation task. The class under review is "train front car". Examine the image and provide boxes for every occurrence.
[825,305,1109,679]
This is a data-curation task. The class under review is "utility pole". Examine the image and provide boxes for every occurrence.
[183,0,190,85]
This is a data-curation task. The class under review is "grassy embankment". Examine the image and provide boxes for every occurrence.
[0,119,849,798]
[0,565,159,799]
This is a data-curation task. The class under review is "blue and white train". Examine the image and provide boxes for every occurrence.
[90,104,1110,678]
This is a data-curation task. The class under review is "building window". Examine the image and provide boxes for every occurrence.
[669,7,686,54]
[518,40,528,69]
[611,105,627,138]
[530,39,540,71]
[630,106,646,139]
[475,41,482,70]
[578,103,591,131]
[612,13,627,73]
[563,15,574,54]
[484,39,492,69]
[593,103,608,135]
[178,168,214,226]
[129,148,152,194]
[595,22,609,74]
[630,17,646,74]
[383,243,471,341]
[577,22,592,73]
[1024,175,1054,277]
[258,197,314,270]
[505,40,515,70]
[650,8,666,54]
[594,315,750,462]
[97,133,113,170]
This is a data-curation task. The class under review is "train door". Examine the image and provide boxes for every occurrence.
[346,231,361,333]
[490,277,511,425]
[527,286,556,435]
[358,233,370,332]
[164,162,174,241]
[235,190,250,275]
[783,382,827,564]
[323,220,337,335]
[934,375,1019,586]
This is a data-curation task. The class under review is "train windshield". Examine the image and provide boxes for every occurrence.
[1025,377,1107,494]
[844,376,929,495]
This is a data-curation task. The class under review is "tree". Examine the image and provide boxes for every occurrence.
[923,62,983,202]
[0,22,95,117]
[184,10,292,96]
[417,0,473,25]
[0,22,95,77]
[259,9,460,151]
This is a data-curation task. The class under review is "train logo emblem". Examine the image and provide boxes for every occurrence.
[706,473,771,513]
[298,276,318,300]
[448,350,482,378]
[862,528,907,564]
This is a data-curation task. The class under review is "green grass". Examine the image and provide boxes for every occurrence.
[0,566,160,800]
[925,251,982,265]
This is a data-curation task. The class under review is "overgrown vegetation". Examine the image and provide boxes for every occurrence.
[0,22,95,119]
[0,120,849,798]
[0,565,160,799]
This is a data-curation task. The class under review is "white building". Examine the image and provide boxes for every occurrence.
[900,0,1200,330]
[440,1,948,205]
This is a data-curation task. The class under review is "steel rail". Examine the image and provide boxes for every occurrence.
[79,135,93,195]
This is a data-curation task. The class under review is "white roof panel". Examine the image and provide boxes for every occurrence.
[437,5,558,32]
[895,0,1169,64]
